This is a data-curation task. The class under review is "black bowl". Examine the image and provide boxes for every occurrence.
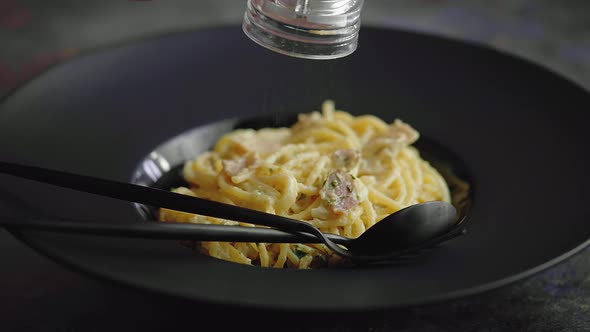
[0,26,589,311]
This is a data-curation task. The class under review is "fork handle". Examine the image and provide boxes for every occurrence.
[0,161,324,236]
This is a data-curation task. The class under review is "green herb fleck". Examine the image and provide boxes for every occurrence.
[327,196,340,205]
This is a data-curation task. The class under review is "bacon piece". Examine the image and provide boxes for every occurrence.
[223,128,289,156]
[319,170,359,215]
[362,119,419,159]
[388,119,419,144]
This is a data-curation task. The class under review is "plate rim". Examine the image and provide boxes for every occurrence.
[9,228,590,311]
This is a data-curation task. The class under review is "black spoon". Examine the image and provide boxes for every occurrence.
[0,161,460,262]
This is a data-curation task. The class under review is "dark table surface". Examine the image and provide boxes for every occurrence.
[1,1,589,331]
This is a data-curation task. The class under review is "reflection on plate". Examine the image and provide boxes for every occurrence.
[0,26,589,311]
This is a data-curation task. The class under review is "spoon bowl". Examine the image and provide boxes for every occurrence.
[343,201,458,255]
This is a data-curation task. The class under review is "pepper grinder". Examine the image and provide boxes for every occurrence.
[243,0,365,60]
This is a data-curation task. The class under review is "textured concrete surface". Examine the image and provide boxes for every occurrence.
[1,1,589,331]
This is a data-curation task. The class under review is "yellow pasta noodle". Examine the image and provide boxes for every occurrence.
[159,100,451,269]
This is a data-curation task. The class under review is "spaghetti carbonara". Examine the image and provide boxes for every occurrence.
[159,101,451,268]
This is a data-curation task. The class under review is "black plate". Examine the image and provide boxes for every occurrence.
[0,26,589,311]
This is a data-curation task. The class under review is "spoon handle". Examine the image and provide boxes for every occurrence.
[0,161,324,235]
[0,215,334,244]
